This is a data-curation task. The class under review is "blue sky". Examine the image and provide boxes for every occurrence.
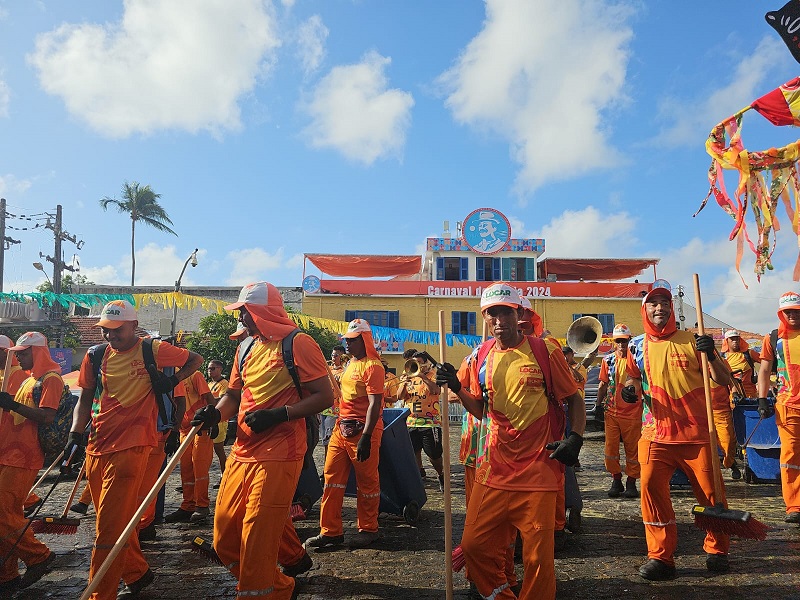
[1,0,800,334]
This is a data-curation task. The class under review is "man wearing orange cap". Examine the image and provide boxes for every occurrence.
[307,318,385,550]
[597,323,643,498]
[437,283,583,600]
[757,291,800,523]
[625,285,732,580]
[67,300,203,600]
[190,282,333,599]
[0,332,62,594]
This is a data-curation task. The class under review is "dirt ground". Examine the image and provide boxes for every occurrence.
[10,425,800,600]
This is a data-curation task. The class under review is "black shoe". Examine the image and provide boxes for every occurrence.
[283,552,313,577]
[608,477,624,498]
[0,576,20,595]
[706,553,730,573]
[117,568,154,599]
[305,534,344,548]
[70,501,89,515]
[23,498,43,518]
[623,477,639,498]
[730,463,742,480]
[164,508,194,523]
[638,559,676,581]
[189,507,210,522]
[19,551,56,589]
[554,529,567,552]
[566,507,582,533]
[786,511,800,524]
[348,530,380,548]
[138,523,156,542]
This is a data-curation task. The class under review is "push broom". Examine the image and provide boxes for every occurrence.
[31,460,85,534]
[690,273,769,540]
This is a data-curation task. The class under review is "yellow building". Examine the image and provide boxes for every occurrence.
[301,208,659,374]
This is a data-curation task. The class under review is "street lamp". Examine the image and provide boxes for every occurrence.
[171,248,199,338]
[33,262,54,288]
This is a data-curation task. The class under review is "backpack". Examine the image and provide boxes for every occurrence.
[33,375,78,459]
[238,329,320,469]
[741,349,758,384]
[89,338,177,432]
[770,329,780,376]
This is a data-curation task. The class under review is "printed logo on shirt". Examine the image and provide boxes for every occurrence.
[668,351,691,370]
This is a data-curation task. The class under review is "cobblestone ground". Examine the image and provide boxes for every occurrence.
[10,427,800,600]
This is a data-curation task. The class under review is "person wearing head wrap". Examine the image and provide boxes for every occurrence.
[307,318,385,550]
[0,332,63,593]
[625,287,733,580]
[191,282,333,599]
[0,335,26,396]
[597,324,643,499]
[758,292,800,523]
[722,330,761,400]
[436,283,583,600]
[69,300,202,600]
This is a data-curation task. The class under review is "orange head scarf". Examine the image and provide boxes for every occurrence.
[29,345,61,379]
[721,332,749,353]
[777,291,800,338]
[641,288,677,340]
[343,319,381,360]
[224,282,297,341]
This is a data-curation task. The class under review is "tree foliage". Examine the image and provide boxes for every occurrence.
[36,273,94,294]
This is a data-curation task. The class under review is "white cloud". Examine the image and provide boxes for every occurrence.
[0,76,9,118]
[225,247,287,285]
[295,14,327,75]
[81,243,204,286]
[301,50,414,164]
[438,0,634,198]
[531,206,639,257]
[0,174,32,195]
[27,0,281,138]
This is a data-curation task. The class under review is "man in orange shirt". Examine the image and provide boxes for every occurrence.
[723,330,760,401]
[0,335,26,394]
[625,286,732,580]
[320,345,346,461]
[207,360,229,483]
[0,332,61,595]
[757,291,800,523]
[67,300,203,600]
[437,283,583,600]
[307,318,385,550]
[190,282,333,599]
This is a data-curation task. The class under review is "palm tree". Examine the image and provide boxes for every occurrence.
[100,181,177,286]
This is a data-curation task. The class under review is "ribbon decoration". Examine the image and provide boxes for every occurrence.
[132,292,228,314]
[0,291,136,309]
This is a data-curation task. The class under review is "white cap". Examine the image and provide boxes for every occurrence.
[480,283,522,312]
[95,300,137,329]
[10,331,48,351]
[0,335,12,349]
[779,291,800,312]
[612,324,632,339]
[724,329,741,339]
[224,281,281,310]
[343,318,371,339]
[519,296,532,310]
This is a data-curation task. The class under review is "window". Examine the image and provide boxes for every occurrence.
[344,310,399,329]
[436,257,468,281]
[572,313,615,334]
[476,257,501,282]
[452,311,477,335]
[501,257,536,282]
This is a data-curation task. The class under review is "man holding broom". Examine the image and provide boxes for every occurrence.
[67,300,202,600]
[624,286,732,580]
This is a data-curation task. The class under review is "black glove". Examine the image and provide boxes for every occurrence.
[621,385,638,404]
[757,397,775,419]
[545,432,583,466]
[243,407,288,433]
[62,431,87,474]
[164,430,180,456]
[191,405,222,432]
[356,432,372,462]
[694,334,717,361]
[435,362,461,394]
[0,391,17,411]
[147,364,179,394]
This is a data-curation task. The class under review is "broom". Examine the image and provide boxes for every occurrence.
[690,273,769,540]
[438,311,455,600]
[190,536,223,566]
[31,460,85,534]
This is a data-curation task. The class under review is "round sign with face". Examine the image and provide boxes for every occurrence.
[462,208,511,254]
[302,275,321,294]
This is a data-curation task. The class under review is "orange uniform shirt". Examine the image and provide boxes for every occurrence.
[180,371,212,433]
[710,357,732,411]
[761,330,800,407]
[404,371,442,428]
[1,364,27,396]
[228,333,328,463]
[599,352,641,419]
[78,339,189,455]
[383,371,401,407]
[209,377,229,399]
[338,357,385,430]
[0,372,63,470]
[725,350,759,398]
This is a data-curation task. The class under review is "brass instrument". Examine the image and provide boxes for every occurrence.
[566,316,603,355]
[403,359,422,377]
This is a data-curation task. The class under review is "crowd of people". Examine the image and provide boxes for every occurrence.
[0,280,798,599]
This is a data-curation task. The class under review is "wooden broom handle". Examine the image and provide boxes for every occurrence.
[693,273,725,499]
[1,350,13,393]
[438,311,454,600]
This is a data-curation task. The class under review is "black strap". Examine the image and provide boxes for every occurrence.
[89,343,109,395]
[771,328,779,375]
[742,350,757,384]
[282,329,303,399]
[238,336,256,373]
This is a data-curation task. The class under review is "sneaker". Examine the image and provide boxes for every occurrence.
[19,551,56,589]
[164,508,194,523]
[304,534,345,548]
[785,511,800,524]
[117,568,154,599]
[190,507,210,522]
[554,529,567,552]
[349,530,380,549]
[706,553,730,573]
[623,477,639,498]
[70,501,89,515]
[137,523,156,542]
[608,477,624,498]
[566,507,582,534]
[730,463,742,480]
[638,558,676,581]
[282,552,313,577]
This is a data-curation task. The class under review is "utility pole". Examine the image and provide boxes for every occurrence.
[0,198,21,293]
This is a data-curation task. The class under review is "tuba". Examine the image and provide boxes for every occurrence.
[566,316,603,355]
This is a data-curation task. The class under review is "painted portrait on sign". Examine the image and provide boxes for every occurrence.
[462,208,511,254]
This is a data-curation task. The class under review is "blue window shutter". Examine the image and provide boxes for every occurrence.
[492,258,501,281]
[502,258,511,281]
[476,258,485,281]
[345,310,355,322]
[468,312,476,335]
[572,313,582,322]
[390,311,399,328]
[599,314,614,334]
[460,258,469,280]
[436,257,444,280]
[452,312,460,334]
[525,258,536,281]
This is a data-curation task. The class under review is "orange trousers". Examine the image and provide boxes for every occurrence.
[180,431,213,511]
[319,426,382,536]
[604,413,642,478]
[639,439,730,565]
[776,403,800,513]
[713,409,737,469]
[78,481,92,506]
[0,465,51,584]
[214,456,302,599]
[462,482,556,600]
[135,434,167,533]
[86,446,150,600]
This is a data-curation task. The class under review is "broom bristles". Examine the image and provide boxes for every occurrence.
[190,536,223,566]
[451,544,465,572]
[30,517,80,535]
[290,503,306,521]
[692,508,770,541]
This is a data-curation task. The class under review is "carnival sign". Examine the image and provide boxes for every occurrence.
[461,208,511,254]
